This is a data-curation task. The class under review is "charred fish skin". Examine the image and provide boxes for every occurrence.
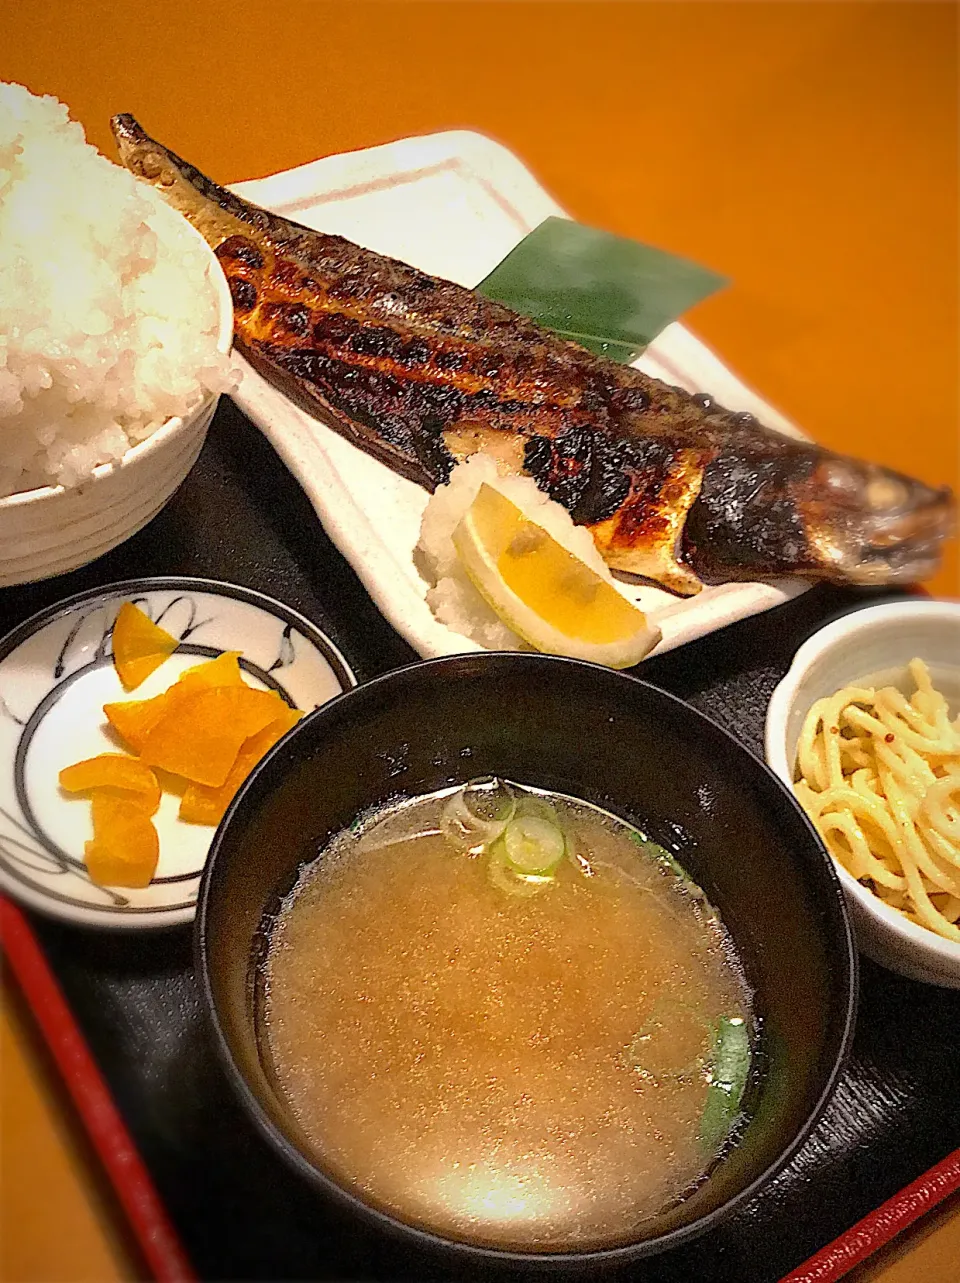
[111,115,955,595]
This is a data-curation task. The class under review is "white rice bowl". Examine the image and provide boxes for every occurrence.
[417,454,621,651]
[0,82,235,498]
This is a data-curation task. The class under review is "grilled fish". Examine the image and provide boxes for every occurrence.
[112,115,954,596]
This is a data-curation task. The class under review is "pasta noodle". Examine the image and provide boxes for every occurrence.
[794,659,960,943]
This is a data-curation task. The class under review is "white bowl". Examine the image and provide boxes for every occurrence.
[765,598,960,987]
[0,213,234,588]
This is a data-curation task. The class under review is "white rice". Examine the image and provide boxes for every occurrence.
[0,83,235,498]
[416,454,614,649]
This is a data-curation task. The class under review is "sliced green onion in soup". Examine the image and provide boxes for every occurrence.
[487,835,556,898]
[440,777,517,853]
[699,1016,751,1153]
[446,782,570,892]
[513,793,562,824]
[502,815,566,875]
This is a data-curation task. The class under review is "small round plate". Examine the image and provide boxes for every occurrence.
[0,577,355,930]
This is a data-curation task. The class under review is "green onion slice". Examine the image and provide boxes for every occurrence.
[699,1015,751,1153]
[513,794,561,824]
[487,835,555,898]
[440,777,516,853]
[503,815,566,875]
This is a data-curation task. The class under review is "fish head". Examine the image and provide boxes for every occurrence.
[800,456,955,585]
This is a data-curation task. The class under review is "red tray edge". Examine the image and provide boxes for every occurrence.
[0,895,198,1283]
[3,891,960,1283]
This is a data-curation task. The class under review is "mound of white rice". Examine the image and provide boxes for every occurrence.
[416,454,616,649]
[0,83,235,498]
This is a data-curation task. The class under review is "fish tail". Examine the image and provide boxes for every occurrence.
[110,114,265,248]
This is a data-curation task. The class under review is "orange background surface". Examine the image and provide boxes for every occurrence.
[1,1,958,1280]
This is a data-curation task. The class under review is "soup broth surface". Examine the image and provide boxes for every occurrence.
[263,784,750,1251]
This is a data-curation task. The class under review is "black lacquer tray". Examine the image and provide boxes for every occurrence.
[3,399,960,1283]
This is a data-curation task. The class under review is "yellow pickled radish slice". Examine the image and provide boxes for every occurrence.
[452,484,661,668]
[105,654,245,752]
[179,705,303,825]
[59,754,161,816]
[85,792,160,889]
[111,601,178,690]
[177,651,244,690]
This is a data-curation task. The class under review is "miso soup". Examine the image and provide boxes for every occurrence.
[261,780,752,1251]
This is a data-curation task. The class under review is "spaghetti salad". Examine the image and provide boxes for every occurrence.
[794,659,960,942]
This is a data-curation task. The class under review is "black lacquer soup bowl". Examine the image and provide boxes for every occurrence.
[196,653,857,1269]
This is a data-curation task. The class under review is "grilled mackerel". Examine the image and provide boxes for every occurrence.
[112,115,954,596]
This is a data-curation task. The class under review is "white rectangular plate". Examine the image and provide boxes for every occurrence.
[229,131,808,660]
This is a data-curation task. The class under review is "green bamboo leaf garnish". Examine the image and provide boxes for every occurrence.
[477,216,727,362]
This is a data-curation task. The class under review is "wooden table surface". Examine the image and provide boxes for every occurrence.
[1,3,957,1280]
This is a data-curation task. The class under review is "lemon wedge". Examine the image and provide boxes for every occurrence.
[452,483,661,668]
